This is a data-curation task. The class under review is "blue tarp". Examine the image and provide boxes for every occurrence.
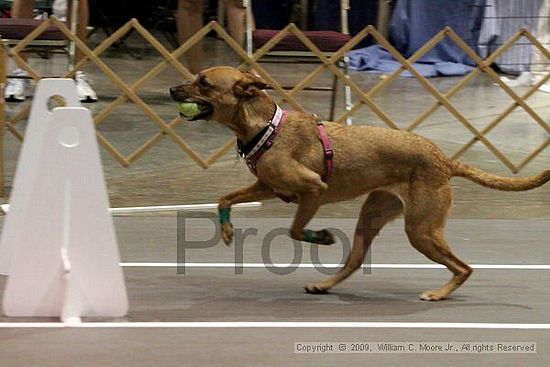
[348,0,486,77]
[348,46,475,77]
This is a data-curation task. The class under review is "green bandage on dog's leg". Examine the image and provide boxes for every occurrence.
[219,207,231,224]
[304,229,316,243]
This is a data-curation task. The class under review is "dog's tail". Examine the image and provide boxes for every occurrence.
[451,161,550,191]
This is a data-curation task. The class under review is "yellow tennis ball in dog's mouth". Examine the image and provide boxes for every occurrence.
[179,102,201,119]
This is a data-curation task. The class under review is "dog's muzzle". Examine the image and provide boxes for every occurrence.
[179,98,213,121]
[170,86,213,121]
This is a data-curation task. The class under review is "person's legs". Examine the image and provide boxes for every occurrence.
[6,0,35,101]
[67,0,89,64]
[177,0,204,74]
[7,0,96,102]
[66,0,97,102]
[11,0,35,18]
[224,0,247,46]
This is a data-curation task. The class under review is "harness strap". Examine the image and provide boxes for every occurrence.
[316,121,334,181]
[272,120,334,203]
[238,110,334,202]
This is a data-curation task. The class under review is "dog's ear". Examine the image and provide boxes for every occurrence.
[233,71,269,98]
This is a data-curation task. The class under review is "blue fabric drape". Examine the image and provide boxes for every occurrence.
[478,0,544,74]
[389,0,485,64]
[348,0,487,77]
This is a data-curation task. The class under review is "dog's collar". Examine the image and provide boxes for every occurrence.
[236,104,287,176]
[236,104,284,159]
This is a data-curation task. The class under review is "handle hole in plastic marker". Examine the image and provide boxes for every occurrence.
[47,95,67,111]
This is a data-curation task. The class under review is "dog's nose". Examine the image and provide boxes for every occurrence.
[169,86,179,97]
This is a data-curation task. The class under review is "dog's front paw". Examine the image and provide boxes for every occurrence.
[304,229,335,245]
[317,229,335,245]
[304,283,329,294]
[221,223,234,246]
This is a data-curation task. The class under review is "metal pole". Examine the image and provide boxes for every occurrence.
[0,40,5,196]
[244,0,253,56]
[69,0,79,70]
[341,0,350,35]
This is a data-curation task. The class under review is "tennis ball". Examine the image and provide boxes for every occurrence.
[179,102,201,119]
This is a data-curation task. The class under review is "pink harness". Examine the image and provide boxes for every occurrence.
[316,120,334,181]
[237,105,334,183]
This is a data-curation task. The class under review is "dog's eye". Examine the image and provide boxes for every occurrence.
[198,77,210,89]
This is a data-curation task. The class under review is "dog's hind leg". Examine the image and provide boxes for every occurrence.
[403,183,473,301]
[305,191,403,294]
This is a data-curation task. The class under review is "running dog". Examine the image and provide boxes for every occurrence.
[170,66,550,300]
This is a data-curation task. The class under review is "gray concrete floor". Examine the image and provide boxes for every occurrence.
[0,33,549,366]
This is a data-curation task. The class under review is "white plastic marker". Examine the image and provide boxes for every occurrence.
[0,79,128,321]
[0,80,83,275]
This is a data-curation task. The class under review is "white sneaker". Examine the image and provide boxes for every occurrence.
[5,69,31,102]
[75,71,98,102]
[500,71,534,87]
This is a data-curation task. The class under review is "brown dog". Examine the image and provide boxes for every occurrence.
[170,66,550,301]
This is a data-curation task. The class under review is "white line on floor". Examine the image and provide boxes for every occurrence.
[120,263,550,270]
[0,202,261,214]
[0,322,550,329]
